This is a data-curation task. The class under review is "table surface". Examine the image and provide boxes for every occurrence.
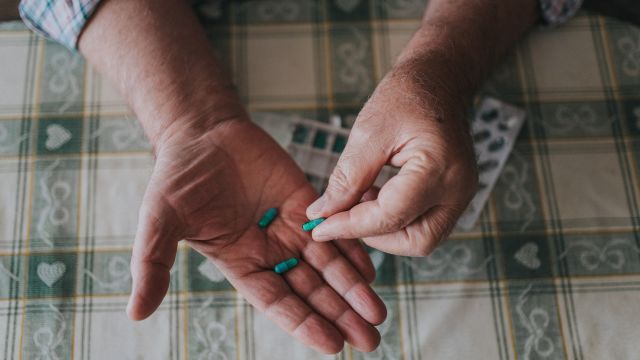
[0,1,640,359]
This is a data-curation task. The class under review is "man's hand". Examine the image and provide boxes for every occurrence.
[129,115,385,353]
[78,0,385,353]
[306,58,477,256]
[306,0,539,256]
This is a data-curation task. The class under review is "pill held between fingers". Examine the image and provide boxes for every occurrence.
[274,258,299,274]
[258,207,278,228]
[302,218,326,232]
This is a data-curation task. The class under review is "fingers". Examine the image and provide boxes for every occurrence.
[300,241,387,325]
[127,193,181,320]
[231,270,345,354]
[306,129,388,219]
[310,158,439,242]
[284,261,380,352]
[362,206,461,256]
[327,187,379,283]
[332,239,376,283]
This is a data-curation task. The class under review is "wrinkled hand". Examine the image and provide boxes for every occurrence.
[128,116,386,353]
[307,59,478,256]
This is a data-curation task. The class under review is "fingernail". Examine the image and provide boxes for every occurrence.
[313,233,332,242]
[307,196,326,217]
[312,226,332,242]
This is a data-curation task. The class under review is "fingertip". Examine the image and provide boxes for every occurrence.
[336,310,381,353]
[306,196,326,219]
[309,218,336,242]
[364,298,387,326]
[370,302,387,326]
[126,292,161,321]
[310,228,333,242]
[126,297,154,321]
[126,299,149,321]
[318,340,344,355]
[348,284,387,326]
[356,328,381,353]
[126,266,170,321]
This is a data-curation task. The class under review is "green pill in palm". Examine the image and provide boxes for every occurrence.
[274,258,299,274]
[258,207,278,228]
[302,218,325,232]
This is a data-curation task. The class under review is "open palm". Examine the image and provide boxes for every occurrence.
[127,118,386,353]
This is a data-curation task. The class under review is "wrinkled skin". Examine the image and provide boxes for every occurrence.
[127,116,387,353]
[307,62,478,256]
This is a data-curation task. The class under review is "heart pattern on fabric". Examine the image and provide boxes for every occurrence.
[514,242,541,270]
[198,260,225,283]
[45,124,72,150]
[37,261,66,287]
[335,0,360,12]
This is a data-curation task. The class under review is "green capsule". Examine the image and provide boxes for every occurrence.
[302,218,325,232]
[258,207,278,228]
[274,258,299,274]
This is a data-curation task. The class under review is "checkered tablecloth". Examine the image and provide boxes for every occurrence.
[1,1,640,359]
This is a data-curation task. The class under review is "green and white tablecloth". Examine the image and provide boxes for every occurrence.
[1,1,640,359]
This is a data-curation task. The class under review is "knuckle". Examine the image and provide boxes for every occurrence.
[383,211,409,231]
[412,150,433,167]
[370,206,410,233]
[406,228,436,257]
[405,222,437,257]
[428,211,455,244]
[406,209,458,257]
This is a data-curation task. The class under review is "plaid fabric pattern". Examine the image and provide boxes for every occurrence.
[20,0,583,50]
[18,0,101,50]
[540,0,584,25]
[2,1,640,359]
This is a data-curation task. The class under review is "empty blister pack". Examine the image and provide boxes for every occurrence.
[456,97,526,230]
[285,115,397,193]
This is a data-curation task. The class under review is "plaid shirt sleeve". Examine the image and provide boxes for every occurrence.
[18,0,102,50]
[19,0,583,51]
[539,0,584,25]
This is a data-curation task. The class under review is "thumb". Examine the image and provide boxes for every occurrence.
[127,189,182,321]
[306,129,389,219]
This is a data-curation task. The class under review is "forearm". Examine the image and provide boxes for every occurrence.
[78,0,245,147]
[394,0,538,106]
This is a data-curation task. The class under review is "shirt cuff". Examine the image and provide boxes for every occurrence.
[539,0,584,26]
[19,0,103,50]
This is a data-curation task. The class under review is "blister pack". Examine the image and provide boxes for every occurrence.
[455,97,527,230]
